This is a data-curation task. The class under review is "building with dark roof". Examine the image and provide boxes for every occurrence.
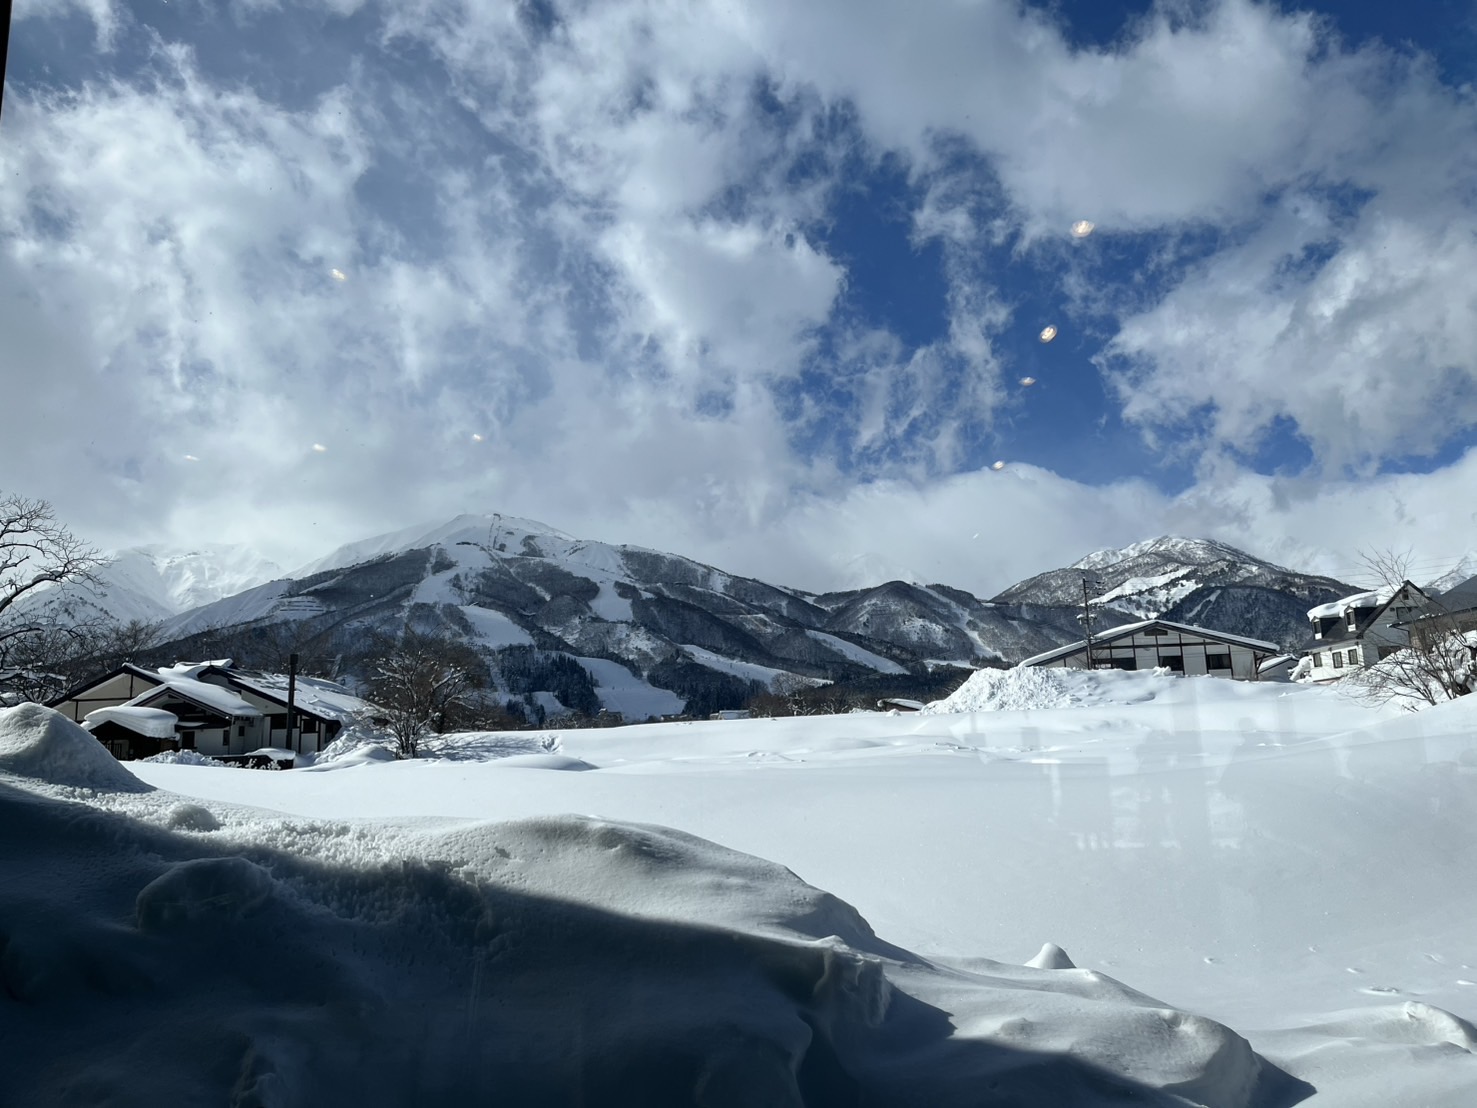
[1020,619,1279,680]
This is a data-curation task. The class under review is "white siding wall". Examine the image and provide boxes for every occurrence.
[1036,627,1264,680]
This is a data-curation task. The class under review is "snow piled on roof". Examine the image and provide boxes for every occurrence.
[225,672,371,723]
[1307,586,1398,621]
[142,678,261,718]
[0,704,151,791]
[83,706,178,740]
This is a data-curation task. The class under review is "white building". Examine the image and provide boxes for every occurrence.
[1300,581,1429,680]
[49,659,374,761]
[1020,619,1279,680]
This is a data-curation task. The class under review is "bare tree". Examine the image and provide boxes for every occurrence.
[4,616,161,703]
[367,632,484,758]
[1345,548,1475,708]
[0,493,109,679]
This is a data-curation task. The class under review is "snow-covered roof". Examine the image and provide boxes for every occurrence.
[157,659,235,681]
[131,678,261,719]
[1305,590,1394,626]
[1019,619,1279,668]
[83,706,179,739]
[224,671,372,723]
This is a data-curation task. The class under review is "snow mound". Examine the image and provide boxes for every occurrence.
[431,815,898,956]
[926,666,1163,713]
[143,750,229,767]
[1026,942,1077,969]
[0,790,1280,1106]
[165,803,221,832]
[0,704,149,791]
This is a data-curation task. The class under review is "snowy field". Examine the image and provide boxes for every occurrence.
[5,670,1477,1105]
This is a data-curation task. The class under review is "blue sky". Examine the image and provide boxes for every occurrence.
[3,0,1477,594]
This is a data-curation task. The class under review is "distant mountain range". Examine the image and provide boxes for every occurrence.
[33,517,1474,722]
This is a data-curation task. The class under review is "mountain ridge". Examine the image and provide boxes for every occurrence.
[128,520,1366,723]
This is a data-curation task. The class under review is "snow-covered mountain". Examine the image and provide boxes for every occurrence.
[992,536,1354,646]
[135,523,1357,721]
[11,543,283,628]
[1429,554,1477,595]
[151,513,1098,720]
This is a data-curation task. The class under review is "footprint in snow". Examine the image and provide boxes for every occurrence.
[1360,985,1402,995]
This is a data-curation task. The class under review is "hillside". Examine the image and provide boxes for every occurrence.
[100,523,1361,722]
[992,536,1355,648]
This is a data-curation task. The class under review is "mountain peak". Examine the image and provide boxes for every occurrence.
[1071,536,1280,574]
[292,512,576,578]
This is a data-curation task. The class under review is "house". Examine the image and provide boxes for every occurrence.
[48,659,374,762]
[1299,581,1430,680]
[1255,654,1299,682]
[1019,619,1279,680]
[1400,575,1477,650]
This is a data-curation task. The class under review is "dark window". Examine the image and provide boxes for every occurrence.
[1312,654,1322,668]
[1143,627,1168,636]
[1332,653,1343,668]
[1206,653,1232,671]
[181,730,196,749]
[237,724,246,737]
[1347,649,1360,666]
[1159,654,1185,672]
[303,717,318,732]
[1106,657,1136,671]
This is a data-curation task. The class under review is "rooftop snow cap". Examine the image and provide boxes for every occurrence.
[0,704,152,792]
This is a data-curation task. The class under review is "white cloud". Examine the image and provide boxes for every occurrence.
[6,0,1476,603]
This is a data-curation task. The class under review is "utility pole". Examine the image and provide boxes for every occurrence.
[286,652,299,753]
[1081,577,1095,669]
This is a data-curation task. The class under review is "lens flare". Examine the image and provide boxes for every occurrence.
[1070,220,1095,238]
[991,460,1006,471]
[1020,376,1037,386]
[182,454,199,462]
[1038,326,1057,343]
[471,433,485,442]
[330,268,347,281]
[312,443,328,453]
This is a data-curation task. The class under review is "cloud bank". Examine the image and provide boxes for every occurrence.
[4,0,1474,596]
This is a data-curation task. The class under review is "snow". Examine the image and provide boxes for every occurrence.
[147,675,262,718]
[7,673,1477,1103]
[159,578,297,639]
[83,705,178,739]
[573,656,684,719]
[292,512,575,577]
[924,665,1157,712]
[588,580,634,622]
[679,643,793,685]
[226,671,373,723]
[1308,587,1398,621]
[143,750,229,767]
[457,604,535,647]
[0,703,150,791]
[805,629,909,673]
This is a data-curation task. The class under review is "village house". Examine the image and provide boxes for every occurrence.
[1299,581,1429,680]
[48,659,373,762]
[1020,619,1279,680]
[1400,575,1477,650]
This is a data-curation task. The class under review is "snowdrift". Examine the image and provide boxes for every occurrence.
[0,707,1284,1106]
[927,665,1168,712]
[0,702,151,792]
